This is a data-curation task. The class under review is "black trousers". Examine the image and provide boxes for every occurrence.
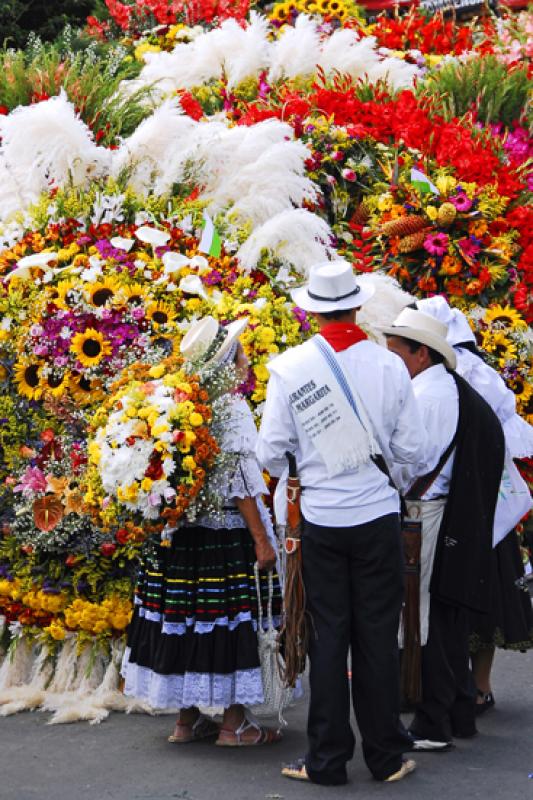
[302,512,411,784]
[410,598,477,742]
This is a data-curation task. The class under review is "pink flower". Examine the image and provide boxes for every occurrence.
[449,193,472,212]
[458,237,480,258]
[13,466,48,497]
[342,168,357,181]
[424,232,449,256]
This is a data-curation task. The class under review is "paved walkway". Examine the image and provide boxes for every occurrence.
[2,647,532,800]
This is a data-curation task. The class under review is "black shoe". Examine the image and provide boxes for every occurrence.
[408,732,454,752]
[475,691,495,716]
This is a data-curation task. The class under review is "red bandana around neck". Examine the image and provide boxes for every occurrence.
[319,322,368,352]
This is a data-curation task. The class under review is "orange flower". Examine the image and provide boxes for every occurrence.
[418,276,437,293]
[440,255,462,276]
[446,278,465,296]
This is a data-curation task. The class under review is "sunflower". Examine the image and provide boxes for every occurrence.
[70,329,112,368]
[41,370,68,399]
[54,280,78,309]
[121,283,148,306]
[480,330,517,366]
[151,334,177,356]
[316,0,331,12]
[270,2,291,20]
[70,374,104,406]
[484,305,527,331]
[85,277,121,308]
[509,376,533,407]
[14,361,43,400]
[146,301,177,327]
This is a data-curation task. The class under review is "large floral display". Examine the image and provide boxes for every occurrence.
[0,0,531,722]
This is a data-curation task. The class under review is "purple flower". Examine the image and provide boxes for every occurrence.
[203,269,222,286]
[14,466,47,497]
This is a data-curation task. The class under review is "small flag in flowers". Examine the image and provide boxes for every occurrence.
[410,168,439,196]
[199,212,222,258]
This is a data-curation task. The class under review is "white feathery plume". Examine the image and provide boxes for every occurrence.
[356,272,414,344]
[0,644,53,716]
[366,57,420,90]
[237,208,334,275]
[0,636,34,695]
[218,140,317,226]
[318,32,381,80]
[111,100,198,195]
[0,92,109,223]
[224,13,272,88]
[268,15,321,82]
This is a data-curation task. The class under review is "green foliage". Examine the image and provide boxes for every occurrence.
[0,34,151,145]
[420,55,532,129]
[0,0,97,49]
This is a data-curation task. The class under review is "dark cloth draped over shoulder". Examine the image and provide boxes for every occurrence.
[430,371,505,614]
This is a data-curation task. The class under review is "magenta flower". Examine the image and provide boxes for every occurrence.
[449,193,472,212]
[424,232,449,256]
[458,238,481,259]
[13,466,48,497]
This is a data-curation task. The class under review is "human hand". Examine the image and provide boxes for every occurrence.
[254,539,277,571]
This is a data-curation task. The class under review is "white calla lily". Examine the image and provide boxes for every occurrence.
[179,274,208,299]
[134,226,171,248]
[162,251,190,273]
[188,255,210,274]
[6,251,58,281]
[110,236,135,252]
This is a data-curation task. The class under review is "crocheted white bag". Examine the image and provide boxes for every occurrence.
[251,563,293,723]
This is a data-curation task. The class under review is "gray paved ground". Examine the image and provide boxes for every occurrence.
[1,647,532,800]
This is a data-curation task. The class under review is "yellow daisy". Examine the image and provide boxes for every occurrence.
[121,283,148,306]
[146,301,177,327]
[484,305,527,330]
[70,329,112,368]
[85,277,121,308]
[14,361,43,400]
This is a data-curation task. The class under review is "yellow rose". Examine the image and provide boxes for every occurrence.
[189,412,203,427]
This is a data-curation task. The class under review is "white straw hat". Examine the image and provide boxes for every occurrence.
[291,261,375,314]
[416,296,476,348]
[180,316,249,365]
[381,307,457,370]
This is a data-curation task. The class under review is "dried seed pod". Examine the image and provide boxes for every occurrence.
[437,202,457,227]
[351,201,370,226]
[397,229,432,253]
[381,215,427,238]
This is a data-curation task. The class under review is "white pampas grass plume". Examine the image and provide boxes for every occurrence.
[210,140,316,226]
[0,640,53,715]
[237,208,333,275]
[366,57,420,90]
[356,272,414,344]
[318,33,381,80]
[0,636,34,694]
[0,92,109,223]
[268,15,321,82]
[111,100,198,195]
[224,13,272,89]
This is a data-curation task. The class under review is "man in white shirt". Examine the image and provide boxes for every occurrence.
[256,262,427,785]
[384,307,504,748]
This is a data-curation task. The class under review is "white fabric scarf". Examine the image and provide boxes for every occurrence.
[268,335,379,478]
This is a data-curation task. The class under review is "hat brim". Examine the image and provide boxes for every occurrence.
[291,281,375,314]
[381,324,457,370]
[207,317,249,365]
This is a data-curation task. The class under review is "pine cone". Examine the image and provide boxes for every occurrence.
[398,228,432,253]
[381,215,427,238]
[437,202,457,227]
[351,201,370,226]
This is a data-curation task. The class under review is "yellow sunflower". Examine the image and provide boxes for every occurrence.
[316,0,331,12]
[484,305,527,330]
[14,361,43,400]
[70,329,112,368]
[121,283,148,306]
[480,330,517,366]
[146,301,177,327]
[41,370,68,399]
[509,376,533,408]
[151,334,177,356]
[70,374,105,406]
[54,280,78,309]
[270,2,291,20]
[85,277,121,308]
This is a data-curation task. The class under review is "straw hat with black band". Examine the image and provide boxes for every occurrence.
[381,307,457,370]
[291,260,375,314]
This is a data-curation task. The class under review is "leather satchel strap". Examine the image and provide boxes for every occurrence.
[405,431,457,501]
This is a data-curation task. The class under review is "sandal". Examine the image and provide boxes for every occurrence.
[168,713,219,744]
[216,712,282,747]
[281,758,310,782]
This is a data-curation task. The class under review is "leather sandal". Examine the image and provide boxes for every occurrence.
[168,713,219,744]
[384,759,417,782]
[281,758,310,781]
[215,713,282,747]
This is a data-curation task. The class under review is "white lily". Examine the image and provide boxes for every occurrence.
[179,274,208,299]
[110,236,135,252]
[6,251,58,280]
[188,255,210,274]
[162,251,191,273]
[134,226,171,248]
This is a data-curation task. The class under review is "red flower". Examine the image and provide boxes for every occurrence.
[100,542,117,557]
[178,91,204,121]
[115,528,130,545]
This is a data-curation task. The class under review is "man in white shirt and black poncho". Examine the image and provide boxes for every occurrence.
[383,307,505,749]
[256,262,428,785]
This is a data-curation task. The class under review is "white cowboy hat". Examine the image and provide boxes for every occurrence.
[291,260,375,314]
[416,296,476,348]
[180,315,249,365]
[381,307,457,370]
